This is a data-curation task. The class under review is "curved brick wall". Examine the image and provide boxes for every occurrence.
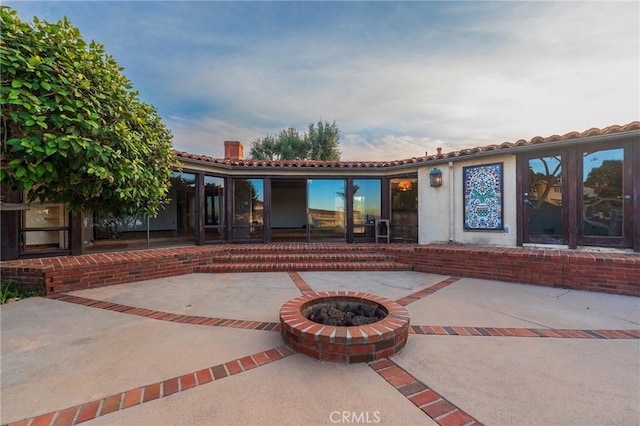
[1,244,638,297]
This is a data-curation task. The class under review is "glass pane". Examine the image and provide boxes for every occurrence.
[204,176,225,241]
[308,179,345,241]
[20,230,69,253]
[353,179,381,240]
[148,172,197,246]
[527,157,563,236]
[582,148,623,237]
[233,178,263,240]
[390,178,418,242]
[205,176,224,226]
[21,204,69,252]
[271,179,307,241]
[88,172,197,251]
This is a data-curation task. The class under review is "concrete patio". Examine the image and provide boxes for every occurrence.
[1,271,639,425]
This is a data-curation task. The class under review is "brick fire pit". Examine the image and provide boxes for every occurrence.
[279,291,410,363]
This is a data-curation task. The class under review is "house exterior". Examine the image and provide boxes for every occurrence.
[1,121,639,261]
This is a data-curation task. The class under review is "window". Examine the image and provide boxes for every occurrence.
[352,179,381,241]
[204,176,225,241]
[390,177,418,243]
[233,178,263,240]
[20,203,70,255]
[87,172,197,251]
[519,141,634,249]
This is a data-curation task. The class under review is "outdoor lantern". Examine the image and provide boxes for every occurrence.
[397,180,413,191]
[429,168,443,187]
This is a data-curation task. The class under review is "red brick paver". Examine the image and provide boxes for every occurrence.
[287,271,316,295]
[8,345,295,425]
[370,358,483,426]
[409,325,638,339]
[49,294,280,332]
[396,276,461,306]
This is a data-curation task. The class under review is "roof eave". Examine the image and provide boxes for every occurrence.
[418,128,640,167]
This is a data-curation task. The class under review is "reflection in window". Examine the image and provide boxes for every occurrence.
[205,176,225,241]
[87,172,197,250]
[20,203,69,254]
[308,179,345,241]
[390,178,418,243]
[582,148,623,237]
[527,156,563,236]
[233,178,263,240]
[353,179,381,240]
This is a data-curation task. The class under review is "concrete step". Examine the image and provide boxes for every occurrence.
[194,261,412,273]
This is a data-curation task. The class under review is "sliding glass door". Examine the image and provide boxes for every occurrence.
[307,179,345,241]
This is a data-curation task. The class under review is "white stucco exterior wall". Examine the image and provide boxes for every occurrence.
[419,153,517,247]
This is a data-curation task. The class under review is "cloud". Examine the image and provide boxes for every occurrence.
[168,116,268,159]
[163,1,638,160]
[7,1,639,161]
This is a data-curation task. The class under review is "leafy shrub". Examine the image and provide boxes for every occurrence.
[0,279,45,304]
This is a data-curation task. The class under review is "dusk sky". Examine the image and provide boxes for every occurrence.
[7,1,639,161]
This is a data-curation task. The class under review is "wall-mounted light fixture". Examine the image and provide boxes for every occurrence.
[397,180,413,192]
[429,168,443,187]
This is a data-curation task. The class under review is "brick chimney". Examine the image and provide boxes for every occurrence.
[224,141,244,160]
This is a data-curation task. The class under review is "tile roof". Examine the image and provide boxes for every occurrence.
[173,121,639,169]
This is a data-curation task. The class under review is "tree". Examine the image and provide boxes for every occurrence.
[584,159,622,199]
[248,120,341,161]
[0,7,175,217]
[249,127,307,161]
[528,156,561,209]
[583,159,623,236]
[307,120,340,161]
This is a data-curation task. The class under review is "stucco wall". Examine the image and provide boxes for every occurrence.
[419,154,517,246]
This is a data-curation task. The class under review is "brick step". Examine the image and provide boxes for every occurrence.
[208,252,391,264]
[195,261,412,273]
[214,243,387,255]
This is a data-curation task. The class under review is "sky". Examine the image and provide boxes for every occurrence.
[6,1,639,161]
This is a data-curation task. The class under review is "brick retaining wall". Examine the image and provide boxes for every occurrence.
[380,245,639,296]
[1,244,638,297]
[0,247,219,294]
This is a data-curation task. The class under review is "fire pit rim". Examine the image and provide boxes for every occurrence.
[279,291,410,363]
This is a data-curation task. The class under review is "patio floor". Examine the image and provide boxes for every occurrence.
[1,271,639,425]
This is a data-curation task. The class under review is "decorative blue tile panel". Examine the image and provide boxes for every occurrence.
[463,163,503,230]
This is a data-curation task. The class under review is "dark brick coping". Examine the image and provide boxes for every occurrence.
[3,244,637,270]
[382,243,640,261]
[382,244,639,296]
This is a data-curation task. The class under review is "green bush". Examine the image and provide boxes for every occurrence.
[1,6,175,217]
[0,279,45,304]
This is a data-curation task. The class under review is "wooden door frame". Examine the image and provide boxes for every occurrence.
[576,141,634,248]
[517,150,569,246]
[517,140,637,250]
